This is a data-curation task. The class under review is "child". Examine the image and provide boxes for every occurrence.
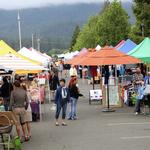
[0,97,5,111]
[134,81,145,115]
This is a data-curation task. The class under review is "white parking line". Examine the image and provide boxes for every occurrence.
[108,122,150,126]
[121,136,150,140]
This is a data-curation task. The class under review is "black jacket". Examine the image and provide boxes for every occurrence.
[49,75,59,91]
[0,82,13,98]
[69,84,79,99]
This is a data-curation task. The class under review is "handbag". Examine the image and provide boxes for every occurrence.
[144,85,150,95]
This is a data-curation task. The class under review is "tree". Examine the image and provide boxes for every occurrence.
[97,0,130,46]
[73,16,99,50]
[129,0,150,42]
[73,0,131,50]
[70,26,80,51]
[99,0,110,15]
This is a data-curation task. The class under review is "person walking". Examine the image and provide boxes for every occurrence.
[134,81,145,115]
[133,67,144,92]
[0,77,13,111]
[9,81,29,141]
[21,83,32,140]
[69,65,77,78]
[49,71,60,101]
[68,77,80,120]
[51,63,59,77]
[55,79,70,126]
[79,65,83,79]
[58,61,64,78]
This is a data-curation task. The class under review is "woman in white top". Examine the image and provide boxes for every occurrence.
[69,65,77,78]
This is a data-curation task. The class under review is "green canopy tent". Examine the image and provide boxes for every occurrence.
[128,37,150,63]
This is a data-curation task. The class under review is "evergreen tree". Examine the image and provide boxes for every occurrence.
[73,0,131,50]
[73,16,99,50]
[97,0,130,46]
[99,0,110,15]
[130,0,150,42]
[70,25,80,51]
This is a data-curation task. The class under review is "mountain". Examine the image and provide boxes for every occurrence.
[0,2,135,51]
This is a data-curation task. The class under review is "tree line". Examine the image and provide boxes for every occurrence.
[70,0,150,51]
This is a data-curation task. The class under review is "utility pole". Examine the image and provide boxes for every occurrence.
[37,38,40,51]
[17,10,22,49]
[32,34,34,48]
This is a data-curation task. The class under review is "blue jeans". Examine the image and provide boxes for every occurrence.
[55,103,67,120]
[3,97,10,111]
[68,97,78,119]
[135,99,142,113]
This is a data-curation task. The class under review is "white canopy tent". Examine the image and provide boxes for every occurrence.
[43,53,52,60]
[0,65,12,74]
[58,51,79,60]
[0,54,47,74]
[18,47,50,66]
[95,45,101,51]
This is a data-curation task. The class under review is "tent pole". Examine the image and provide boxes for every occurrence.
[102,66,115,112]
[38,73,42,122]
[92,75,95,90]
[107,84,110,109]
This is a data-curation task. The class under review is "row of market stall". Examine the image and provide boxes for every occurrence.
[0,40,52,121]
[65,37,150,63]
[0,40,52,74]
[64,37,150,110]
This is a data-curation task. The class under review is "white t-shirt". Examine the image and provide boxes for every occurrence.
[69,68,77,77]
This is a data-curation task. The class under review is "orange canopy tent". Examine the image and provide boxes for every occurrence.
[78,46,141,66]
[66,48,96,65]
[77,46,141,112]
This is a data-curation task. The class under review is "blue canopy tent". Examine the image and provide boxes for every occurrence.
[117,39,137,54]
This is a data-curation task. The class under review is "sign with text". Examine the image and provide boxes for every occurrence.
[108,85,120,106]
[90,89,102,100]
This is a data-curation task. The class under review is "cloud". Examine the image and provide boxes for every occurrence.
[0,0,132,10]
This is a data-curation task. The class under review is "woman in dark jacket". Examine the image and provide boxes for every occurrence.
[49,71,59,101]
[68,77,80,120]
[0,77,13,111]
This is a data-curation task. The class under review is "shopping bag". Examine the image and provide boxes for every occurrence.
[144,85,150,95]
[50,104,56,111]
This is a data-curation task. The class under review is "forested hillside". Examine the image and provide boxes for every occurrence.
[0,2,135,51]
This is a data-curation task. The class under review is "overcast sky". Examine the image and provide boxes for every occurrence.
[0,0,132,10]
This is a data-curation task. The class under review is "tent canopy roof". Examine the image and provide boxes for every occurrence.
[65,51,94,65]
[0,41,41,65]
[0,41,46,74]
[78,46,140,66]
[0,54,47,74]
[19,47,50,64]
[115,40,125,49]
[128,37,150,63]
[117,39,137,54]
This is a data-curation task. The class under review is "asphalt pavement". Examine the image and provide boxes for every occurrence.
[22,79,150,150]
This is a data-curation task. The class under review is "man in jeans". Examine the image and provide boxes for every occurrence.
[55,79,70,126]
[10,81,29,141]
